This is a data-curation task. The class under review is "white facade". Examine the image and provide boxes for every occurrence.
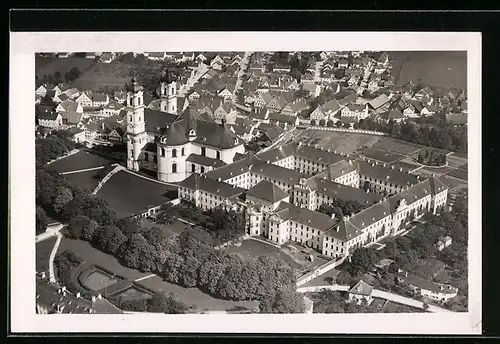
[125,85,148,171]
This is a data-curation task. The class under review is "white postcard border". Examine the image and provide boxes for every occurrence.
[9,31,481,334]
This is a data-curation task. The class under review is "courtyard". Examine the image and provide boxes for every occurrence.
[47,149,117,173]
[96,170,178,218]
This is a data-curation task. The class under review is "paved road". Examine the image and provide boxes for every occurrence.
[48,233,63,282]
[372,289,452,313]
[35,223,64,243]
[297,284,452,313]
[233,51,253,103]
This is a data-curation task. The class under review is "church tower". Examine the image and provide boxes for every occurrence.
[125,77,148,171]
[159,69,178,115]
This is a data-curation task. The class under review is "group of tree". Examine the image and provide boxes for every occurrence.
[356,115,467,153]
[35,130,77,168]
[317,198,366,219]
[38,67,82,87]
[310,289,378,313]
[111,293,188,314]
[37,148,303,313]
[417,149,447,166]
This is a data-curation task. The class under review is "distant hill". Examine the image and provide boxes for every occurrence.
[388,51,467,90]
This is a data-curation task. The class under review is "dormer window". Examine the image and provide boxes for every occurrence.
[189,129,196,136]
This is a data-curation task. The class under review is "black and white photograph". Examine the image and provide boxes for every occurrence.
[10,31,481,334]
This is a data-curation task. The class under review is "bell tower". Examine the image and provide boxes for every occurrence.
[159,69,178,115]
[125,76,148,171]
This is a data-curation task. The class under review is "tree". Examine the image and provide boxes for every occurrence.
[417,152,425,164]
[67,215,93,239]
[116,217,140,236]
[270,288,305,314]
[122,233,158,272]
[36,206,49,235]
[96,225,128,255]
[52,186,74,214]
[350,247,379,273]
[156,203,178,225]
[80,219,100,242]
[146,293,187,314]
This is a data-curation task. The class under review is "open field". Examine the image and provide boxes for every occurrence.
[373,138,423,156]
[389,51,467,89]
[96,170,177,218]
[135,275,259,312]
[36,57,96,80]
[361,147,404,163]
[64,170,101,191]
[47,150,117,173]
[224,239,302,270]
[57,237,150,281]
[446,155,468,169]
[72,61,134,90]
[446,168,468,181]
[58,237,256,311]
[36,237,57,273]
[293,129,381,154]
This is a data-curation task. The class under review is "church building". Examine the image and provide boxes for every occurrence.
[125,70,245,183]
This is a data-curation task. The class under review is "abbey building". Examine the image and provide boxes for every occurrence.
[124,71,245,183]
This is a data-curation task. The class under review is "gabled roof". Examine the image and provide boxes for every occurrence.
[92,93,109,102]
[272,202,338,232]
[247,180,289,203]
[368,94,390,110]
[348,280,374,296]
[38,111,61,121]
[186,153,227,168]
[179,174,246,199]
[58,100,81,113]
[61,112,83,124]
[352,159,419,188]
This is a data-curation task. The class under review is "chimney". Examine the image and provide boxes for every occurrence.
[76,292,81,298]
[399,167,403,172]
[391,165,394,170]
[331,213,336,220]
[91,296,96,302]
[405,271,408,277]
[62,286,67,293]
[97,294,102,300]
[101,122,105,130]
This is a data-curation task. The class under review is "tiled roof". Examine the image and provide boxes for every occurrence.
[352,159,419,188]
[58,100,81,113]
[247,180,289,203]
[273,202,338,232]
[92,93,108,102]
[348,280,374,296]
[39,111,60,120]
[61,111,83,124]
[104,100,124,110]
[268,113,297,124]
[144,108,178,133]
[180,174,246,199]
[250,161,302,185]
[204,152,261,180]
[144,142,158,153]
[318,160,356,180]
[399,272,457,295]
[368,94,390,109]
[186,153,227,168]
[306,178,382,206]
